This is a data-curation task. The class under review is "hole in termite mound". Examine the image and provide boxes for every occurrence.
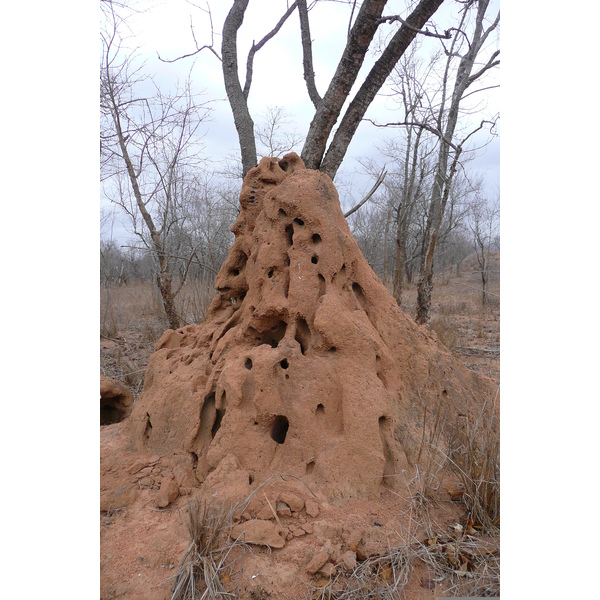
[352,281,367,311]
[306,460,316,475]
[285,224,294,246]
[211,408,225,439]
[260,321,287,348]
[280,358,289,369]
[267,269,274,278]
[279,208,288,218]
[271,415,289,444]
[283,269,290,298]
[315,403,325,420]
[245,357,253,370]
[318,273,326,297]
[278,159,289,172]
[312,233,322,247]
[293,217,304,226]
[295,317,311,355]
[144,413,152,440]
[311,255,318,264]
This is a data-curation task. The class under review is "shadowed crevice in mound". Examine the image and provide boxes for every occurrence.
[126,152,495,502]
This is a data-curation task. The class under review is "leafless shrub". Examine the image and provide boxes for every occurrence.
[141,321,165,344]
[121,355,145,391]
[177,278,217,325]
[429,316,460,351]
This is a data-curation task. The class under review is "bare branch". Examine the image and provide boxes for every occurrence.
[158,4,222,63]
[243,1,299,99]
[364,117,460,153]
[298,0,322,108]
[378,14,452,39]
[467,50,500,84]
[344,167,387,218]
[158,44,221,64]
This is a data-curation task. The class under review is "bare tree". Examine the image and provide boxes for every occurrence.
[415,0,499,324]
[100,1,212,329]
[255,106,303,158]
[468,194,499,305]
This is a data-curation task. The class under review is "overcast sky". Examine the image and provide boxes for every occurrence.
[101,0,500,241]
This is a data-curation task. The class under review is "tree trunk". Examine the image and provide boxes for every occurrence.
[480,242,488,305]
[109,82,183,330]
[393,222,407,305]
[319,0,445,180]
[301,0,387,171]
[157,267,181,330]
[222,0,257,176]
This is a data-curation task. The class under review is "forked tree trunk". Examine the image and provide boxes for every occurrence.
[318,0,444,180]
[221,0,445,180]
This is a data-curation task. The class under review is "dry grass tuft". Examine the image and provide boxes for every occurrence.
[413,400,450,507]
[305,544,413,599]
[305,531,499,599]
[429,316,460,351]
[450,392,500,531]
[170,498,240,600]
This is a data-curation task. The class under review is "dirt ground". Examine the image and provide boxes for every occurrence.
[100,257,499,599]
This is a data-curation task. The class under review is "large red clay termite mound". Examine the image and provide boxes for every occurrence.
[122,153,493,503]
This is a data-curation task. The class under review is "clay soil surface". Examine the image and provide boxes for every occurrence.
[100,260,499,599]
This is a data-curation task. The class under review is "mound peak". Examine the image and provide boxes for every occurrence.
[123,153,493,502]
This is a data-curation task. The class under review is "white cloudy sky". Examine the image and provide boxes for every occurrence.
[101,0,500,240]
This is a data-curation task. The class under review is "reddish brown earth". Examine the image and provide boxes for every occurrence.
[101,154,499,599]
